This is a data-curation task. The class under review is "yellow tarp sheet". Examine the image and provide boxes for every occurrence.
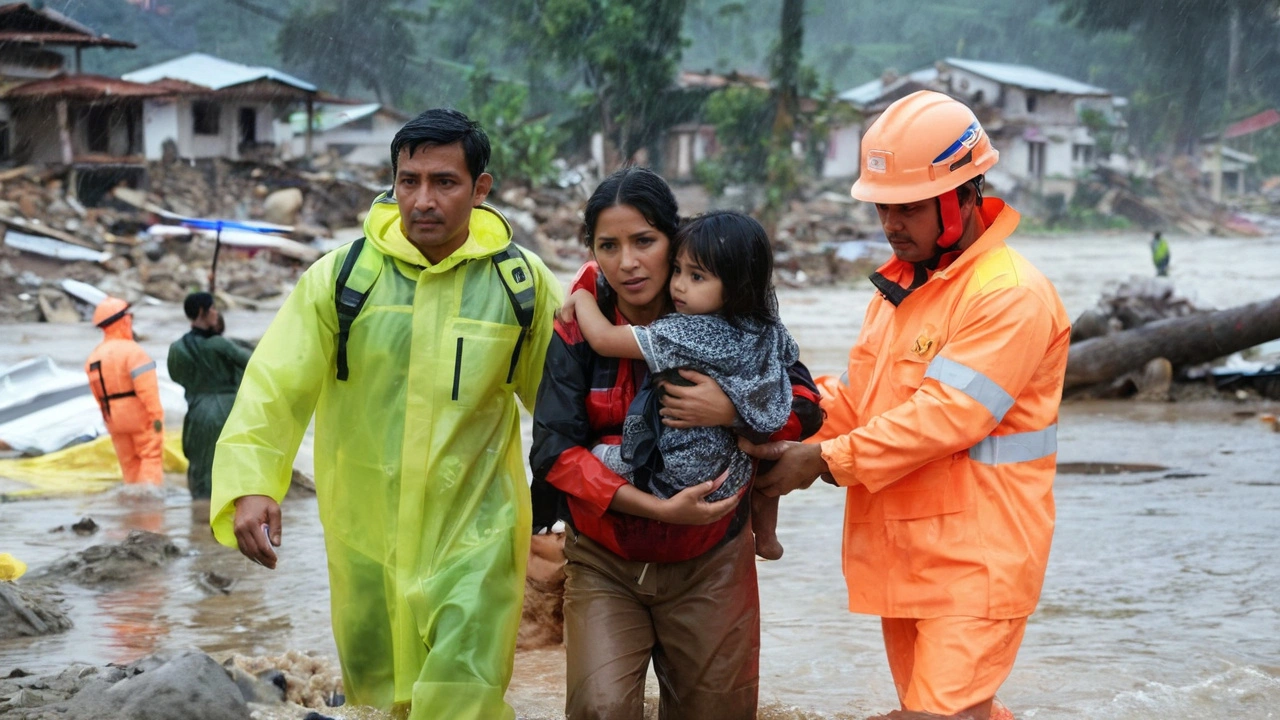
[0,433,187,499]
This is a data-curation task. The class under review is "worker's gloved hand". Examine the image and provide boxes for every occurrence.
[153,420,163,433]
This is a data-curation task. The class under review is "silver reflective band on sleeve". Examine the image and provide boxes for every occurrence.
[130,360,157,379]
[969,424,1057,465]
[924,356,1014,423]
[839,370,849,386]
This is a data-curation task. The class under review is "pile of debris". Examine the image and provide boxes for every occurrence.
[1070,276,1206,343]
[0,152,387,324]
[1081,158,1262,236]
[1065,278,1280,401]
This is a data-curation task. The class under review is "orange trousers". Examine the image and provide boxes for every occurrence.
[109,427,164,486]
[881,616,1026,717]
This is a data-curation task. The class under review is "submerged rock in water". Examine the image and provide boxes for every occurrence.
[0,582,71,639]
[37,530,181,586]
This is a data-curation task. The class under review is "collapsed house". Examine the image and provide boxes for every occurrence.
[836,58,1126,199]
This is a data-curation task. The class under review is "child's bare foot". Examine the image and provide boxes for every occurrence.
[754,532,784,560]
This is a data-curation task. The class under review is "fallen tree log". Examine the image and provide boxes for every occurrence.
[1065,294,1280,391]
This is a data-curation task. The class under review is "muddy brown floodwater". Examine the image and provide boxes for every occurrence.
[1,230,1278,719]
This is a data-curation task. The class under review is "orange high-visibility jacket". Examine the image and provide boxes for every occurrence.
[85,319,163,434]
[812,199,1070,619]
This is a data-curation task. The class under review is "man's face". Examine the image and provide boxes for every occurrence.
[875,199,942,264]
[394,143,492,264]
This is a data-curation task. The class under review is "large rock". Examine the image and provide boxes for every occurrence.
[0,582,71,639]
[37,530,181,587]
[61,651,248,720]
[262,188,304,227]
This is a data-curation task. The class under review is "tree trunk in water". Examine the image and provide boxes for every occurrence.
[1065,294,1280,391]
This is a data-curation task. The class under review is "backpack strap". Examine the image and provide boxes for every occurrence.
[491,244,536,383]
[334,238,384,381]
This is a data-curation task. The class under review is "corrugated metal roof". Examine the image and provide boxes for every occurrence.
[944,58,1109,96]
[2,73,174,99]
[838,67,937,106]
[122,52,316,93]
[289,102,382,133]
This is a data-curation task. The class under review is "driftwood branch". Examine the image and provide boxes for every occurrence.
[1064,294,1280,391]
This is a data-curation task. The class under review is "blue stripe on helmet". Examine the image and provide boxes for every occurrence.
[932,121,982,164]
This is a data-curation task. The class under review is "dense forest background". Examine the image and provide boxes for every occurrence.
[49,0,1280,168]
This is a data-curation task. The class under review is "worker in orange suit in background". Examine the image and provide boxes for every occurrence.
[740,91,1071,720]
[86,297,165,489]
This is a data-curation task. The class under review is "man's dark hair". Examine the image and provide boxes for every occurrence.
[389,108,490,183]
[674,210,779,329]
[580,166,681,250]
[955,175,985,207]
[183,291,214,320]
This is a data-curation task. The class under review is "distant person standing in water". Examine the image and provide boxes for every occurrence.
[1151,231,1170,276]
[85,297,165,492]
[167,292,250,500]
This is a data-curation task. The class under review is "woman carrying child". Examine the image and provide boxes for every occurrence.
[529,167,822,720]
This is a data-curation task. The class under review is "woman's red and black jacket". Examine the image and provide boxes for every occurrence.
[529,263,824,563]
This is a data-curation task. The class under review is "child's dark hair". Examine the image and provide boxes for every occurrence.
[580,166,681,249]
[675,210,779,328]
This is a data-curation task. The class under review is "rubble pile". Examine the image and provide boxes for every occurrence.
[1,158,894,327]
[1070,276,1206,342]
[1083,159,1259,236]
[773,191,886,286]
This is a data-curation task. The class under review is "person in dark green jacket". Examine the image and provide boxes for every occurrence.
[167,292,250,499]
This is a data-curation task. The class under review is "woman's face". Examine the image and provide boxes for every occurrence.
[591,204,672,323]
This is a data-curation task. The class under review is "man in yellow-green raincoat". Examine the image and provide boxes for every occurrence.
[209,109,561,720]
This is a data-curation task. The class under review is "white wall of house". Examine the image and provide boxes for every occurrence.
[822,123,862,179]
[143,98,278,160]
[942,70,1001,108]
[288,112,399,165]
[142,98,181,160]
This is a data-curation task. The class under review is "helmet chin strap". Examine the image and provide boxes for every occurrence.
[936,188,964,249]
[911,188,964,275]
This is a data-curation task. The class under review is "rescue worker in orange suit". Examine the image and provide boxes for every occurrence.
[740,91,1071,720]
[85,297,165,488]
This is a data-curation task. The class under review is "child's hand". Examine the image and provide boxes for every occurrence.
[556,292,580,324]
[556,289,594,325]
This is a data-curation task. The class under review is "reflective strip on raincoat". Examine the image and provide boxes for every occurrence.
[812,199,1071,619]
[210,197,562,719]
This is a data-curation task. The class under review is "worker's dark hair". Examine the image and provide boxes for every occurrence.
[673,210,779,329]
[581,166,681,250]
[955,175,985,207]
[183,291,215,320]
[389,108,490,183]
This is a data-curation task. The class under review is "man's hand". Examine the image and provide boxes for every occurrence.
[738,438,830,497]
[659,369,737,428]
[233,495,281,569]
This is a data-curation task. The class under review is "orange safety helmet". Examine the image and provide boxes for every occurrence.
[851,91,999,250]
[93,296,132,328]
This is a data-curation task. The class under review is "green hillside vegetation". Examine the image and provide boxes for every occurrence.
[47,0,1280,167]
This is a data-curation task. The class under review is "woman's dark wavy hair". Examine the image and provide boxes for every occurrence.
[580,166,680,250]
[674,210,779,329]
